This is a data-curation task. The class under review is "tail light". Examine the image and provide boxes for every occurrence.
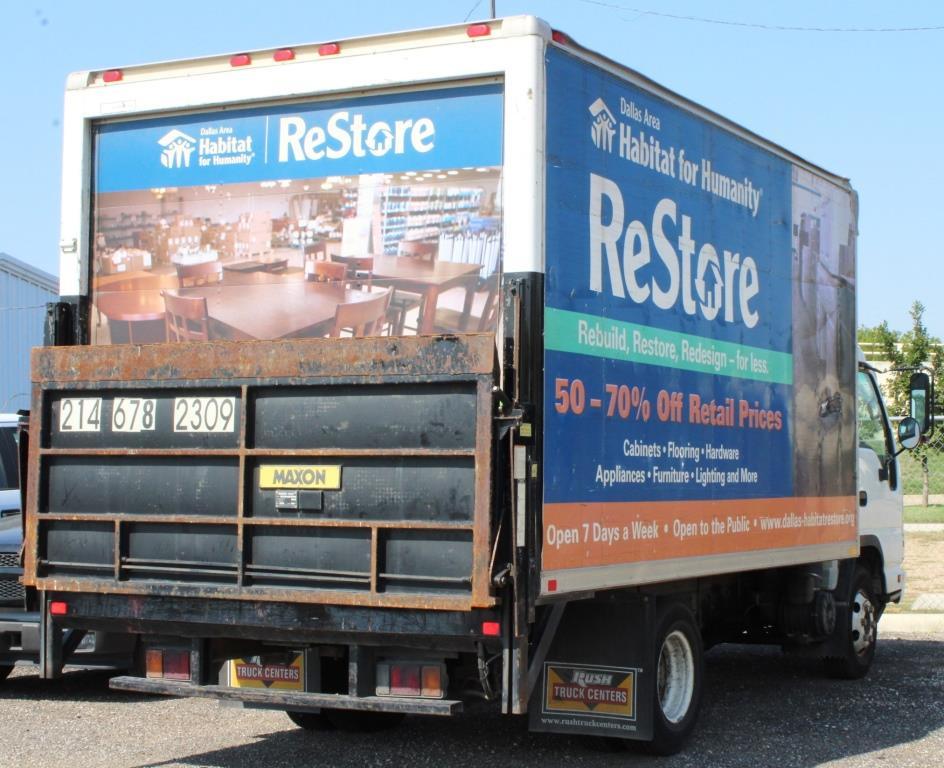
[390,663,421,695]
[145,648,191,681]
[376,661,446,698]
[145,649,163,678]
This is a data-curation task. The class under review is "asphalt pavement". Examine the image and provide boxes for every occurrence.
[1,629,942,768]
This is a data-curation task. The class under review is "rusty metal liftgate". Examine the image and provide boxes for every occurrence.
[24,334,497,613]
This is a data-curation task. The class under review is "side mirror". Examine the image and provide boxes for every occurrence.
[897,416,921,451]
[909,372,932,435]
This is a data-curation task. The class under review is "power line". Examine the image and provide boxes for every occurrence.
[464,1,484,22]
[576,1,944,32]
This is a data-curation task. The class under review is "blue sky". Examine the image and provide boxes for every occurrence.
[1,1,941,334]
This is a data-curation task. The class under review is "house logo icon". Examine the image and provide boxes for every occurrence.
[157,129,197,169]
[695,258,723,313]
[588,98,616,153]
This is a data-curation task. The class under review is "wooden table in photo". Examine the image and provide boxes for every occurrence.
[336,255,483,334]
[94,278,377,342]
[93,289,168,344]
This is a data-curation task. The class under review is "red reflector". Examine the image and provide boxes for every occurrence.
[482,621,501,637]
[162,650,191,681]
[318,43,341,56]
[547,579,558,592]
[102,69,123,83]
[230,54,251,67]
[467,24,491,38]
[551,30,571,45]
[49,601,68,616]
[390,664,421,696]
[274,48,295,62]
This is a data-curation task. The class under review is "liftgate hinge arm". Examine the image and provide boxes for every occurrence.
[492,386,527,439]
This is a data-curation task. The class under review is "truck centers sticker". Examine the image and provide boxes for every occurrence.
[230,653,304,690]
[543,663,638,727]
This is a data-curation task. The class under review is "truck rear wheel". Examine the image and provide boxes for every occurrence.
[825,565,878,679]
[645,603,703,755]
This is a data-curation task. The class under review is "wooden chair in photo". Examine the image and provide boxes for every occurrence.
[328,289,392,338]
[309,260,347,283]
[162,290,211,342]
[176,260,222,289]
[387,240,438,335]
[431,272,501,334]
[331,255,374,291]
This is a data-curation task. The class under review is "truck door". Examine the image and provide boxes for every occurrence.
[855,368,903,599]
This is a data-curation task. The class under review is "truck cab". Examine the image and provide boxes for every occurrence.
[857,353,906,606]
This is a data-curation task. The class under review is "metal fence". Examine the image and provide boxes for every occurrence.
[896,417,944,506]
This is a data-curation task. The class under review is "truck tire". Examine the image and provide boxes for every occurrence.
[645,603,703,756]
[0,665,12,683]
[285,710,333,731]
[825,565,878,680]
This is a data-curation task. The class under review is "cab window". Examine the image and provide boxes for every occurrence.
[856,371,891,460]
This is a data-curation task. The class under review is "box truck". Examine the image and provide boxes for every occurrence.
[23,16,928,753]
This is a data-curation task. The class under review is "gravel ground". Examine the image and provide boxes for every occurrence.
[1,632,942,768]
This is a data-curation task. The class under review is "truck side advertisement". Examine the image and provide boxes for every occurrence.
[542,50,857,591]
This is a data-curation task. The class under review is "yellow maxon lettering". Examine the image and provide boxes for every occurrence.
[259,465,342,490]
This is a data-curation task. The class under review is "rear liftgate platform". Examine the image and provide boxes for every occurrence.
[26,334,497,713]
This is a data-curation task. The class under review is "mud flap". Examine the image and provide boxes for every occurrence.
[528,594,654,741]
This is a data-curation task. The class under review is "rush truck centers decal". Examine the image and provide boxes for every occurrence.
[544,663,637,721]
[230,653,304,690]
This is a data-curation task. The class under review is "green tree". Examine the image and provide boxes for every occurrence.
[862,303,942,415]
[857,321,900,365]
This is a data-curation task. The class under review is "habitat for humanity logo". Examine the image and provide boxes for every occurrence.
[158,129,197,168]
[588,98,616,153]
[157,125,255,170]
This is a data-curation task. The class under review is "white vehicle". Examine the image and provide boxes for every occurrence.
[23,16,927,753]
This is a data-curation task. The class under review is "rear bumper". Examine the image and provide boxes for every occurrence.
[110,675,462,715]
[52,592,501,649]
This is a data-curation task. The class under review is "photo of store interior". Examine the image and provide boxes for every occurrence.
[90,167,502,345]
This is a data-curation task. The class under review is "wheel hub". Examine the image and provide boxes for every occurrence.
[657,629,695,724]
[850,588,877,657]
